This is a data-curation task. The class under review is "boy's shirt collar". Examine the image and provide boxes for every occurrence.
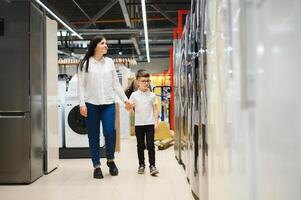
[138,88,150,94]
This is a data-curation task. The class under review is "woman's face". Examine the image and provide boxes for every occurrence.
[95,38,108,55]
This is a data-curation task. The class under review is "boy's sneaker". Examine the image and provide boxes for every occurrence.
[138,164,145,174]
[150,165,159,175]
[93,167,104,179]
[107,161,119,176]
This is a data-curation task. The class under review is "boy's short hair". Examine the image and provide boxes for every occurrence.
[136,69,150,79]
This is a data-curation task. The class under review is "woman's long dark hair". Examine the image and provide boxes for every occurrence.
[79,35,106,72]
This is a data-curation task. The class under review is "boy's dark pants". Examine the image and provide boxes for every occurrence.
[135,125,155,167]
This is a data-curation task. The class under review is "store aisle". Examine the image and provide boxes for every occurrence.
[0,137,193,200]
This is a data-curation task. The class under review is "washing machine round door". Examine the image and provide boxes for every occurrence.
[67,105,87,135]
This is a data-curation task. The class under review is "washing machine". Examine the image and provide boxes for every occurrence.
[64,98,105,148]
[57,75,68,148]
[64,75,105,148]
[58,101,65,148]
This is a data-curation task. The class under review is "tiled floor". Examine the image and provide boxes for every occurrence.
[0,137,194,200]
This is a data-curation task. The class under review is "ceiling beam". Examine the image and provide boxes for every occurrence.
[38,0,78,30]
[76,28,141,35]
[126,2,191,6]
[69,16,172,26]
[119,0,141,55]
[119,0,131,27]
[57,38,172,45]
[149,5,177,26]
[71,0,92,22]
[57,28,173,41]
[74,28,172,35]
[82,0,119,28]
[131,37,141,55]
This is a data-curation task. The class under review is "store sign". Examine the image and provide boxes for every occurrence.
[0,18,4,36]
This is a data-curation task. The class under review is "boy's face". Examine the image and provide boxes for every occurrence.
[137,77,150,91]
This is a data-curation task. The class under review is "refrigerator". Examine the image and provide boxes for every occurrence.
[0,1,44,183]
[43,16,59,174]
[173,39,182,164]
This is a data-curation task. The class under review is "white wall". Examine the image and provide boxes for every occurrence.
[130,58,170,74]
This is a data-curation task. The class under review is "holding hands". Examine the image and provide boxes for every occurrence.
[125,100,134,111]
[80,101,133,118]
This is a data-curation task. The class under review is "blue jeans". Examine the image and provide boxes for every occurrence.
[86,103,116,167]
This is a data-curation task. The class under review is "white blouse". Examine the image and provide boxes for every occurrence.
[78,56,127,106]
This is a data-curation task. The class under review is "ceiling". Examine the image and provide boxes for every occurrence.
[42,0,190,61]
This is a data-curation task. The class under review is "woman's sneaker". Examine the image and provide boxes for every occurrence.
[107,161,119,176]
[93,167,104,179]
[150,165,159,175]
[138,164,145,174]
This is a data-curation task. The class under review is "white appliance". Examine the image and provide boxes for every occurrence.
[57,76,67,148]
[119,104,130,139]
[44,17,59,174]
[64,75,104,148]
[64,99,105,148]
[57,102,65,148]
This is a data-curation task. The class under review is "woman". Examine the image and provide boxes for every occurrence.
[78,36,131,179]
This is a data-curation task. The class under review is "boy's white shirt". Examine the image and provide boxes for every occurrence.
[129,89,157,126]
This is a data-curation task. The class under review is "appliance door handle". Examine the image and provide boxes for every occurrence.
[0,112,26,118]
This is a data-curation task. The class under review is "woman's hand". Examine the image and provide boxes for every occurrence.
[80,105,88,117]
[125,100,134,111]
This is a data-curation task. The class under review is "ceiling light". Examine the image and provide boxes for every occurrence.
[141,0,150,62]
[34,0,83,40]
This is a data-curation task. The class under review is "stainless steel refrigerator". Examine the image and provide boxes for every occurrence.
[0,1,44,183]
[173,39,182,164]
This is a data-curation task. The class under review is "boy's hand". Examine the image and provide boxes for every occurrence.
[154,122,159,133]
[125,100,134,111]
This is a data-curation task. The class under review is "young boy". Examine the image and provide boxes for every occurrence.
[128,69,159,175]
